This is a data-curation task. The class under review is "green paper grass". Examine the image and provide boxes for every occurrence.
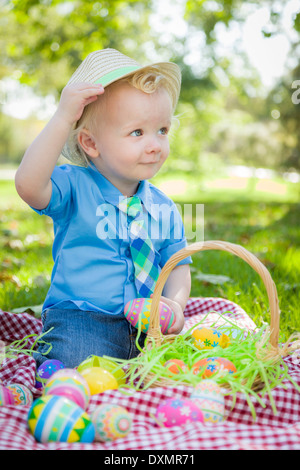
[0,328,53,368]
[109,312,300,421]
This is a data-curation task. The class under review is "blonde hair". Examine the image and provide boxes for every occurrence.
[63,66,180,166]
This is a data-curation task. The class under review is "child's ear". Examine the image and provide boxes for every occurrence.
[77,129,100,158]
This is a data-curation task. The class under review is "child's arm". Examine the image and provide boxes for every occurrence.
[15,83,104,210]
[160,264,191,334]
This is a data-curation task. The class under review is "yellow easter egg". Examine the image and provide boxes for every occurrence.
[77,356,126,385]
[220,333,230,348]
[80,367,118,395]
[191,327,224,350]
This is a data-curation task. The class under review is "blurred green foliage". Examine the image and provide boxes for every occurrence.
[0,0,299,175]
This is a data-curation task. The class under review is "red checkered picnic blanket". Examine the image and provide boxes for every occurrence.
[1,297,300,450]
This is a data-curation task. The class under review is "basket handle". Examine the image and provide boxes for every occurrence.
[149,240,280,348]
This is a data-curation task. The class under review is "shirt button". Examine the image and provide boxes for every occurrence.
[125,248,131,257]
[129,274,135,282]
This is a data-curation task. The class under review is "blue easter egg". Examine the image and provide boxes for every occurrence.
[27,395,95,443]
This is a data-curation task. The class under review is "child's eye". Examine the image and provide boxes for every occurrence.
[130,129,143,137]
[158,127,169,135]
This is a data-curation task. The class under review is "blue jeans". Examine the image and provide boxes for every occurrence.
[34,308,146,369]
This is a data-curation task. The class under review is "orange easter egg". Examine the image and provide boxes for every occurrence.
[163,359,189,375]
[192,358,221,378]
[192,357,237,378]
[215,357,237,375]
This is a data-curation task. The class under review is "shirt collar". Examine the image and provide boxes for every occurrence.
[87,162,159,221]
[135,180,159,221]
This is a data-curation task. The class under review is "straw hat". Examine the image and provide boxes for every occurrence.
[62,48,181,163]
[68,48,181,90]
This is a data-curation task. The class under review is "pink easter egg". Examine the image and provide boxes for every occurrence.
[46,368,89,390]
[0,384,15,406]
[6,383,33,406]
[155,398,204,428]
[43,372,90,410]
[124,298,174,334]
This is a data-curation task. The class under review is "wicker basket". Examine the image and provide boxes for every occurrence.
[141,240,294,390]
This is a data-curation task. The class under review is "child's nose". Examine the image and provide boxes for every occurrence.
[145,136,161,154]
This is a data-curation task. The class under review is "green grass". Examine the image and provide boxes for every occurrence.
[0,178,299,340]
[0,181,53,310]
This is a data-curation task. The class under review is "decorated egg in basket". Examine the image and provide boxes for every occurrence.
[155,398,204,428]
[163,359,189,375]
[43,370,90,410]
[92,404,132,442]
[6,383,33,406]
[124,298,174,334]
[192,357,237,378]
[192,358,221,378]
[214,357,237,375]
[190,380,225,423]
[0,384,15,406]
[191,327,228,350]
[27,395,95,443]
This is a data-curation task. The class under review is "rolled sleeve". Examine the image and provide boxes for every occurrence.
[159,238,192,267]
[31,165,73,221]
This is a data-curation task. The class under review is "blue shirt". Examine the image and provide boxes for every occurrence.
[32,163,191,315]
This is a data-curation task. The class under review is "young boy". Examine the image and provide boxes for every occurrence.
[15,49,192,368]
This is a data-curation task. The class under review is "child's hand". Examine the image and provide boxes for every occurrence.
[155,295,185,335]
[56,82,105,126]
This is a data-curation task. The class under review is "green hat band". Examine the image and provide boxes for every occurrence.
[95,65,140,87]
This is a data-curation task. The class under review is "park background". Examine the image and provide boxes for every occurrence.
[0,0,299,339]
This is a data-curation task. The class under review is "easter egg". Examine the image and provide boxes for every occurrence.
[191,380,225,423]
[45,367,89,388]
[77,356,126,386]
[27,395,95,443]
[124,298,174,334]
[0,384,15,406]
[155,398,204,428]
[43,373,90,410]
[192,357,237,378]
[92,404,132,442]
[80,367,118,395]
[191,327,227,350]
[35,359,65,389]
[220,333,230,348]
[214,357,237,375]
[6,383,33,406]
[163,359,189,375]
[192,358,221,378]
